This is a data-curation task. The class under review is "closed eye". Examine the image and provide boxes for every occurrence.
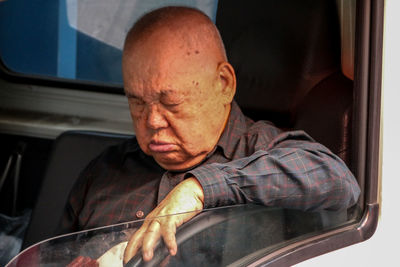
[128,97,145,116]
[162,101,181,112]
[160,90,184,109]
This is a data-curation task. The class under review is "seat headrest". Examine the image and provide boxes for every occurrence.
[216,0,341,127]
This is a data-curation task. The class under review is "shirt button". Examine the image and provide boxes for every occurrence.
[136,210,144,219]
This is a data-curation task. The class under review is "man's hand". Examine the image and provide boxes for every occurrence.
[67,256,98,267]
[123,177,204,264]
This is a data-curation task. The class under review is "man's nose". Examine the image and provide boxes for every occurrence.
[146,104,169,129]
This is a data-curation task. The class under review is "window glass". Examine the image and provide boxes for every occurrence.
[6,205,352,266]
[0,0,218,86]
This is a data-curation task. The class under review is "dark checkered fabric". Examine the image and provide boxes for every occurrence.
[59,101,360,233]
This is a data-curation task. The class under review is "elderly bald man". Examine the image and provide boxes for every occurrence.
[59,6,360,264]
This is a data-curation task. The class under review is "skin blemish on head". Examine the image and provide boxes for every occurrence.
[123,7,233,171]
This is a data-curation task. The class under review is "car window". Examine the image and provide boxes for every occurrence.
[1,0,383,266]
[6,204,352,267]
[0,0,218,86]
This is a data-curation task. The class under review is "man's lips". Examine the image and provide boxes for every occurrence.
[148,141,176,152]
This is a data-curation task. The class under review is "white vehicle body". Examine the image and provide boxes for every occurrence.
[0,1,393,266]
[297,0,400,265]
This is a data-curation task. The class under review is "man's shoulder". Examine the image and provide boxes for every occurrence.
[244,118,282,140]
[243,118,314,151]
[86,136,140,168]
[230,101,284,140]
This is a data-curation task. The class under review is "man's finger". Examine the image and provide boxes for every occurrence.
[161,222,177,256]
[123,227,146,264]
[142,220,162,261]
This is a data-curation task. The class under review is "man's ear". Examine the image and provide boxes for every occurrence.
[217,62,236,104]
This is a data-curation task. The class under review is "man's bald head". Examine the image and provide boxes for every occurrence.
[123,6,227,62]
[122,6,236,171]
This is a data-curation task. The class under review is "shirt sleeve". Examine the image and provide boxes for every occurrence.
[187,131,361,211]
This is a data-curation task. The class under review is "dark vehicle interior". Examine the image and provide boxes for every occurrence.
[0,0,383,266]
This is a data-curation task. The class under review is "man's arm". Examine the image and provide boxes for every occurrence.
[189,131,360,211]
[124,130,360,263]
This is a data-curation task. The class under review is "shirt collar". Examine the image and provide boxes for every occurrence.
[215,101,251,160]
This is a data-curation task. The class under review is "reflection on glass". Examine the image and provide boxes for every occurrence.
[6,204,354,267]
[0,0,218,85]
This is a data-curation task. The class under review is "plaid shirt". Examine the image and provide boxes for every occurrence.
[60,101,360,233]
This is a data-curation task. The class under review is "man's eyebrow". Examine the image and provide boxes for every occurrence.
[160,89,173,95]
[160,89,183,98]
[125,91,140,99]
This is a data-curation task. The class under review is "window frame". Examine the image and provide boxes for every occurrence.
[0,60,124,95]
[248,0,384,265]
[0,0,383,264]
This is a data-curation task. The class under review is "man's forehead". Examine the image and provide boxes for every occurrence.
[124,35,213,81]
[131,28,202,58]
[125,81,191,99]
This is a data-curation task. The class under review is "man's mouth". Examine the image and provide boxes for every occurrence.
[148,141,176,152]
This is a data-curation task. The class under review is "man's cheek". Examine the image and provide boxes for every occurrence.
[133,126,150,151]
[180,132,206,154]
[133,117,148,134]
[137,137,151,155]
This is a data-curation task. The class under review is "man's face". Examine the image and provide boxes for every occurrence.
[123,32,231,171]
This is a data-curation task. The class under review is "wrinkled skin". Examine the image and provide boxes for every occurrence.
[122,16,236,264]
[123,28,234,171]
[123,178,204,263]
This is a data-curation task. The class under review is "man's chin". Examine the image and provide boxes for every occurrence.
[153,153,204,172]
